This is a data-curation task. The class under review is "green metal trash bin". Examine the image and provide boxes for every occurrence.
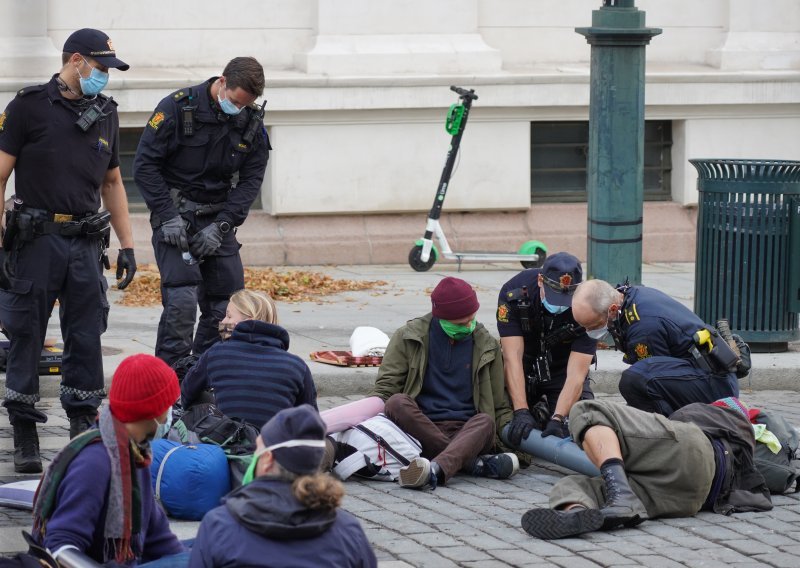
[691,159,800,351]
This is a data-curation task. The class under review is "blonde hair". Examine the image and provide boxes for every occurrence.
[229,289,278,324]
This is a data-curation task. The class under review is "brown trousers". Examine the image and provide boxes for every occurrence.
[384,393,495,482]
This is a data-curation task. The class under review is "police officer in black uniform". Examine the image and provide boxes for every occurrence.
[0,29,137,473]
[497,252,597,447]
[572,279,748,416]
[134,57,270,367]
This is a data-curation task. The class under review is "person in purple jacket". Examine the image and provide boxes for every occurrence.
[32,354,187,567]
[191,404,377,568]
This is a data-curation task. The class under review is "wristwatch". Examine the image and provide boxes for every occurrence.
[551,413,566,423]
[216,220,232,234]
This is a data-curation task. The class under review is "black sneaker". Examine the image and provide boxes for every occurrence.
[398,457,438,490]
[521,507,604,539]
[472,453,519,479]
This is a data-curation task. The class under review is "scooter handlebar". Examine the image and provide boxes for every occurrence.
[450,85,478,101]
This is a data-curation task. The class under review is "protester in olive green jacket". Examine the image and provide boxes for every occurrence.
[368,277,519,490]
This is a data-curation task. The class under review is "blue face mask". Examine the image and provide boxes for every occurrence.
[217,86,243,115]
[78,58,109,96]
[153,406,173,440]
[542,297,569,315]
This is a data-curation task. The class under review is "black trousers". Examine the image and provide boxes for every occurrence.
[1,234,107,421]
[151,221,244,366]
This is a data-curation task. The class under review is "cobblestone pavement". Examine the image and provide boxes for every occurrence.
[1,391,799,567]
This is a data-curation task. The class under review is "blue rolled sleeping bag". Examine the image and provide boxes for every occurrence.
[151,439,231,520]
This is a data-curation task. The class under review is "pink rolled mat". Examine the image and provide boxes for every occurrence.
[321,396,385,434]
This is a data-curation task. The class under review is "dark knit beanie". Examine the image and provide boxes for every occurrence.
[431,277,480,320]
[260,405,326,475]
[109,354,180,423]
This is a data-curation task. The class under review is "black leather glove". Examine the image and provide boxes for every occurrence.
[189,222,223,259]
[541,418,570,439]
[732,334,752,378]
[160,215,189,251]
[508,409,537,447]
[116,248,137,290]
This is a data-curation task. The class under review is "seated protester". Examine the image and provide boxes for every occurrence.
[369,277,518,490]
[521,399,772,540]
[182,290,318,429]
[190,405,377,568]
[32,354,187,566]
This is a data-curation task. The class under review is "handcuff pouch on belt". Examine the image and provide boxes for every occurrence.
[689,327,740,374]
[169,188,227,218]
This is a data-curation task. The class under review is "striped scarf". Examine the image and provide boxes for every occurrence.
[32,406,150,564]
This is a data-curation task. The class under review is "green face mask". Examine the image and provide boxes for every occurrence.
[241,449,266,486]
[439,318,477,341]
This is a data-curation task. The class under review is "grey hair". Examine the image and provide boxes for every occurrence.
[575,279,620,315]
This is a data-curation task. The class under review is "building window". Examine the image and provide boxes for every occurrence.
[531,120,672,202]
[119,128,147,212]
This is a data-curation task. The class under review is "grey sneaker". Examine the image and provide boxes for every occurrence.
[399,457,438,490]
[472,453,519,479]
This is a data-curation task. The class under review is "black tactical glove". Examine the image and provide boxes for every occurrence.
[732,334,752,378]
[508,409,537,447]
[160,215,189,251]
[189,222,223,259]
[541,417,570,439]
[116,248,137,290]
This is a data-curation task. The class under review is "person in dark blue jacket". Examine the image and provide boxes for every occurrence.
[571,279,744,416]
[181,290,318,429]
[190,405,377,568]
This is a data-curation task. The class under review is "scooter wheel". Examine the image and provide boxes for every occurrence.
[521,247,546,269]
[408,245,436,272]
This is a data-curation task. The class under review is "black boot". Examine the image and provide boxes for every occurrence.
[599,460,648,530]
[69,414,97,439]
[13,421,42,474]
[522,506,604,539]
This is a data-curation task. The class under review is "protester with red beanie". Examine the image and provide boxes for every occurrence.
[31,354,188,567]
[367,277,518,490]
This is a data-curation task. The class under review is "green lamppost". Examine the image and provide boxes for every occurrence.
[576,0,661,284]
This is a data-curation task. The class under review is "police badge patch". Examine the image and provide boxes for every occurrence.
[634,343,650,360]
[497,304,509,323]
[148,111,165,130]
[0,111,6,132]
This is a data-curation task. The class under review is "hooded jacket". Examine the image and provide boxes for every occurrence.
[189,478,376,567]
[181,320,317,428]
[368,313,514,454]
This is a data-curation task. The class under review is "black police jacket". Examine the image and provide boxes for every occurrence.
[133,77,271,227]
[616,286,713,366]
[497,268,596,384]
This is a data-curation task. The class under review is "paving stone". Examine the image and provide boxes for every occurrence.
[750,552,800,568]
[579,549,641,566]
[397,551,460,568]
[548,556,604,568]
[719,539,776,556]
[435,545,493,563]
[688,525,751,541]
[628,555,688,568]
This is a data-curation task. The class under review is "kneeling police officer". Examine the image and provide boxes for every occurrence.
[0,29,137,473]
[497,253,597,447]
[134,57,270,366]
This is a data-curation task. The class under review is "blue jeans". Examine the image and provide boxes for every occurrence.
[138,539,194,568]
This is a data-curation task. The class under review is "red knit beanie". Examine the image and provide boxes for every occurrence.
[109,354,180,423]
[431,277,480,320]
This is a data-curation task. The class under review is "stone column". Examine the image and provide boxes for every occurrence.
[0,0,60,78]
[707,0,800,70]
[294,0,502,75]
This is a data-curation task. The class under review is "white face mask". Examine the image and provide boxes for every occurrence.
[586,327,608,340]
[152,406,173,440]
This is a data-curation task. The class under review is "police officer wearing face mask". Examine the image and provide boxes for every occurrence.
[133,57,271,367]
[0,28,137,473]
[497,252,597,446]
[571,279,747,417]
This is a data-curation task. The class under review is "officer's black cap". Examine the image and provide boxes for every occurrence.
[63,28,129,71]
[541,252,582,308]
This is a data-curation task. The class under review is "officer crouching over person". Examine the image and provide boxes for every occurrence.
[134,57,270,367]
[0,28,137,473]
[497,252,597,447]
[571,279,751,416]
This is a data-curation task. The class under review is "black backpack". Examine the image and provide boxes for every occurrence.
[752,410,800,494]
[168,403,259,487]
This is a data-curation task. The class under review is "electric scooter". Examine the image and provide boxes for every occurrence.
[408,86,547,272]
